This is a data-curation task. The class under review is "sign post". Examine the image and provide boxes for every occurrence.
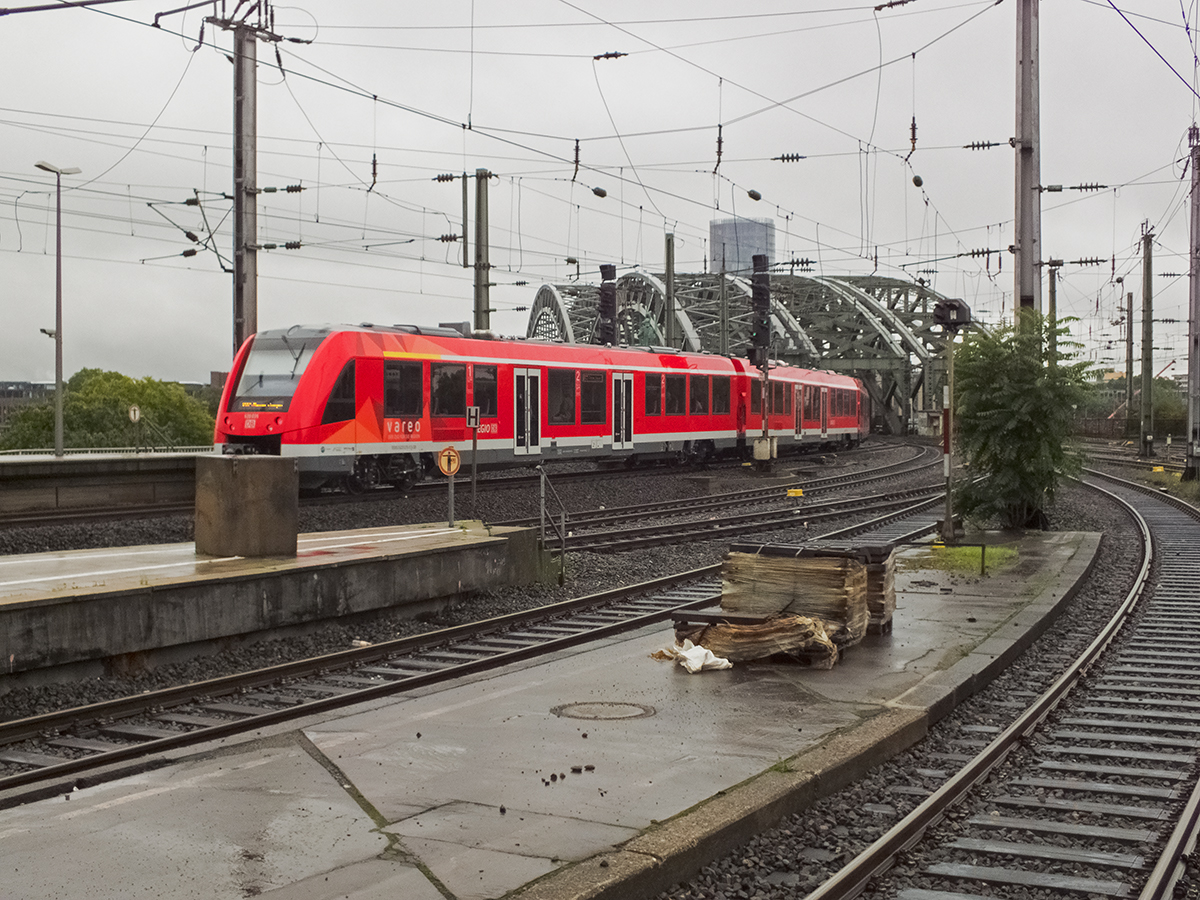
[466,405,480,514]
[437,445,462,526]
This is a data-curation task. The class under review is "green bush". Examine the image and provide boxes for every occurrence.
[0,368,215,450]
[953,314,1092,529]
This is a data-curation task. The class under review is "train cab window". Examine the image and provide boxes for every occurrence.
[665,374,687,415]
[548,368,576,425]
[430,363,467,417]
[580,370,606,424]
[750,380,761,415]
[645,374,662,416]
[230,332,322,412]
[384,361,423,418]
[712,376,730,414]
[689,375,709,414]
[473,365,498,418]
[321,360,357,424]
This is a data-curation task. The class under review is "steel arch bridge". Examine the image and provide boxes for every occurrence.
[526,271,978,434]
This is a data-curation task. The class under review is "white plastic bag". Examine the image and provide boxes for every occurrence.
[652,639,733,674]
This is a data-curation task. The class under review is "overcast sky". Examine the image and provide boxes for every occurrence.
[2,0,1197,384]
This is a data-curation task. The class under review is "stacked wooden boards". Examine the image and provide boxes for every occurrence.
[674,541,897,668]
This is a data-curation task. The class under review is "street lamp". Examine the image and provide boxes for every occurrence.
[35,161,80,458]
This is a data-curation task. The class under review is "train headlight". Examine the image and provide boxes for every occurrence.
[275,416,283,426]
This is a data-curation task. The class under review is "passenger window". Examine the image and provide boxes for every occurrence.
[580,370,606,424]
[548,368,576,425]
[644,374,662,416]
[772,381,785,415]
[430,363,467,417]
[665,374,687,415]
[643,374,662,415]
[750,380,761,415]
[473,365,498,418]
[712,376,730,415]
[384,361,423,418]
[689,375,709,414]
[321,360,356,424]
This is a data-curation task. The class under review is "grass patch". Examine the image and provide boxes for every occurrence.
[1147,471,1200,505]
[899,543,1019,575]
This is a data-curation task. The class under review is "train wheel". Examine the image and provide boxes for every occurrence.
[343,474,365,495]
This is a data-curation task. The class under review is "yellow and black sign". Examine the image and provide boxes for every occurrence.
[437,445,461,476]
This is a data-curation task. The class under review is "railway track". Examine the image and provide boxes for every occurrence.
[803,470,1200,900]
[0,442,893,531]
[0,475,944,806]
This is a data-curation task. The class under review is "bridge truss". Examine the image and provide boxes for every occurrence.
[526,272,982,434]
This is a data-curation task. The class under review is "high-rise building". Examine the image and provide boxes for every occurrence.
[709,217,776,277]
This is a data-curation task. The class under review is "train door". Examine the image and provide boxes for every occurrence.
[613,372,634,450]
[820,387,829,437]
[794,384,801,437]
[514,368,541,455]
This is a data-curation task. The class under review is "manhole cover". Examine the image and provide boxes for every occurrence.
[552,702,656,720]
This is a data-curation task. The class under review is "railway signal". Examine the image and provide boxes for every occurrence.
[936,299,971,543]
[598,264,617,345]
[749,254,771,370]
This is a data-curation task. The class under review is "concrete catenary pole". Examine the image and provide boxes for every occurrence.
[1141,228,1154,457]
[1126,291,1135,437]
[1186,126,1200,481]
[474,168,490,332]
[232,23,258,357]
[664,233,676,348]
[1014,0,1042,325]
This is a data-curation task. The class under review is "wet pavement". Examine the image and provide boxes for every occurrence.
[0,531,1099,900]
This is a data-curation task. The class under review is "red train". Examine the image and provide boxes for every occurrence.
[214,324,870,491]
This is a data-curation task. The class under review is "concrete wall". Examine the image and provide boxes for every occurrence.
[0,525,551,690]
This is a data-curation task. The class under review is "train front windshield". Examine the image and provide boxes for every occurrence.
[230,334,323,412]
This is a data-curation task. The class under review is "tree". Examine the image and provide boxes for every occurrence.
[953,314,1092,529]
[0,369,215,451]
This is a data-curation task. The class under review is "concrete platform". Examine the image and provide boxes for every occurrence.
[0,521,545,687]
[0,531,1100,900]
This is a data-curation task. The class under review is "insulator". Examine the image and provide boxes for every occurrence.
[513,282,528,287]
[184,231,199,243]
[963,141,1001,150]
[262,242,277,250]
[1071,182,1107,192]
[286,184,304,193]
[181,248,197,258]
[774,153,805,162]
[439,234,459,242]
[284,241,301,250]
[185,197,200,206]
[434,173,456,182]
[261,186,277,193]
[747,189,762,201]
[592,186,607,198]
